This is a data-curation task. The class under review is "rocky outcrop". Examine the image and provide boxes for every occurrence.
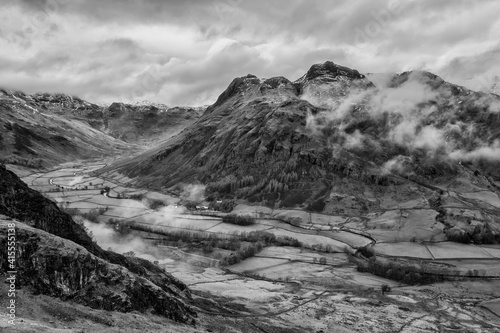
[298,61,369,84]
[295,61,375,104]
[0,164,196,323]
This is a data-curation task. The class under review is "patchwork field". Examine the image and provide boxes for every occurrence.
[256,246,350,264]
[425,242,494,260]
[367,209,445,243]
[373,242,434,259]
[481,246,500,259]
[9,161,500,332]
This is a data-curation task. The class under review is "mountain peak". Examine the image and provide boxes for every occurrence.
[300,61,367,83]
[387,70,448,90]
[207,74,262,111]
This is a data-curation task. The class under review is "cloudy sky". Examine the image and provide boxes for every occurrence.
[0,0,499,106]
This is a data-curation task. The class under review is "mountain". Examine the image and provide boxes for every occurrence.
[105,102,204,142]
[0,89,205,167]
[0,164,196,324]
[110,61,500,193]
[0,89,129,168]
[106,61,500,242]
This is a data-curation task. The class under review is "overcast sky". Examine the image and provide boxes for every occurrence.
[0,0,499,106]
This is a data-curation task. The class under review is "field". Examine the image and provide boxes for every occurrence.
[481,299,500,317]
[10,161,500,332]
[460,191,500,209]
[373,242,434,259]
[481,246,500,258]
[426,242,494,260]
[367,209,445,242]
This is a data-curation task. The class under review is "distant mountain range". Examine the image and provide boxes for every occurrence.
[0,89,204,166]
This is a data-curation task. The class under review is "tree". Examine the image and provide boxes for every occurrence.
[381,284,391,295]
[123,251,136,257]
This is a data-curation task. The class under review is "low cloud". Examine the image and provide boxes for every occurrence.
[180,184,206,202]
[449,140,500,162]
[84,220,159,261]
[304,72,449,154]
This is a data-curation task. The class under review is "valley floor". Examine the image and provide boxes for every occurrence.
[3,160,500,332]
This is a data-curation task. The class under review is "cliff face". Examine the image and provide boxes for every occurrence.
[0,164,196,323]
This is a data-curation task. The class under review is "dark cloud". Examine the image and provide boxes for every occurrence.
[0,0,499,105]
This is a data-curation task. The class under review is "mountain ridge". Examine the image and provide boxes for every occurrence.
[102,61,500,244]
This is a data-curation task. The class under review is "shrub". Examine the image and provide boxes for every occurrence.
[58,202,80,216]
[0,155,43,168]
[220,242,264,266]
[222,214,256,226]
[381,284,391,294]
[81,207,108,222]
[185,201,198,210]
[147,198,165,210]
[281,191,310,207]
[209,199,236,212]
[123,251,136,257]
[203,244,214,254]
[306,199,326,212]
[128,193,144,200]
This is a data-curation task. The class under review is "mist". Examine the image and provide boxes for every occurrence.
[180,183,206,202]
[449,140,500,162]
[84,220,160,261]
[302,70,500,167]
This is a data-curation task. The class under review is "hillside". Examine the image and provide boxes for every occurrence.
[110,62,500,198]
[0,89,129,168]
[0,89,205,167]
[106,61,500,243]
[0,164,196,324]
